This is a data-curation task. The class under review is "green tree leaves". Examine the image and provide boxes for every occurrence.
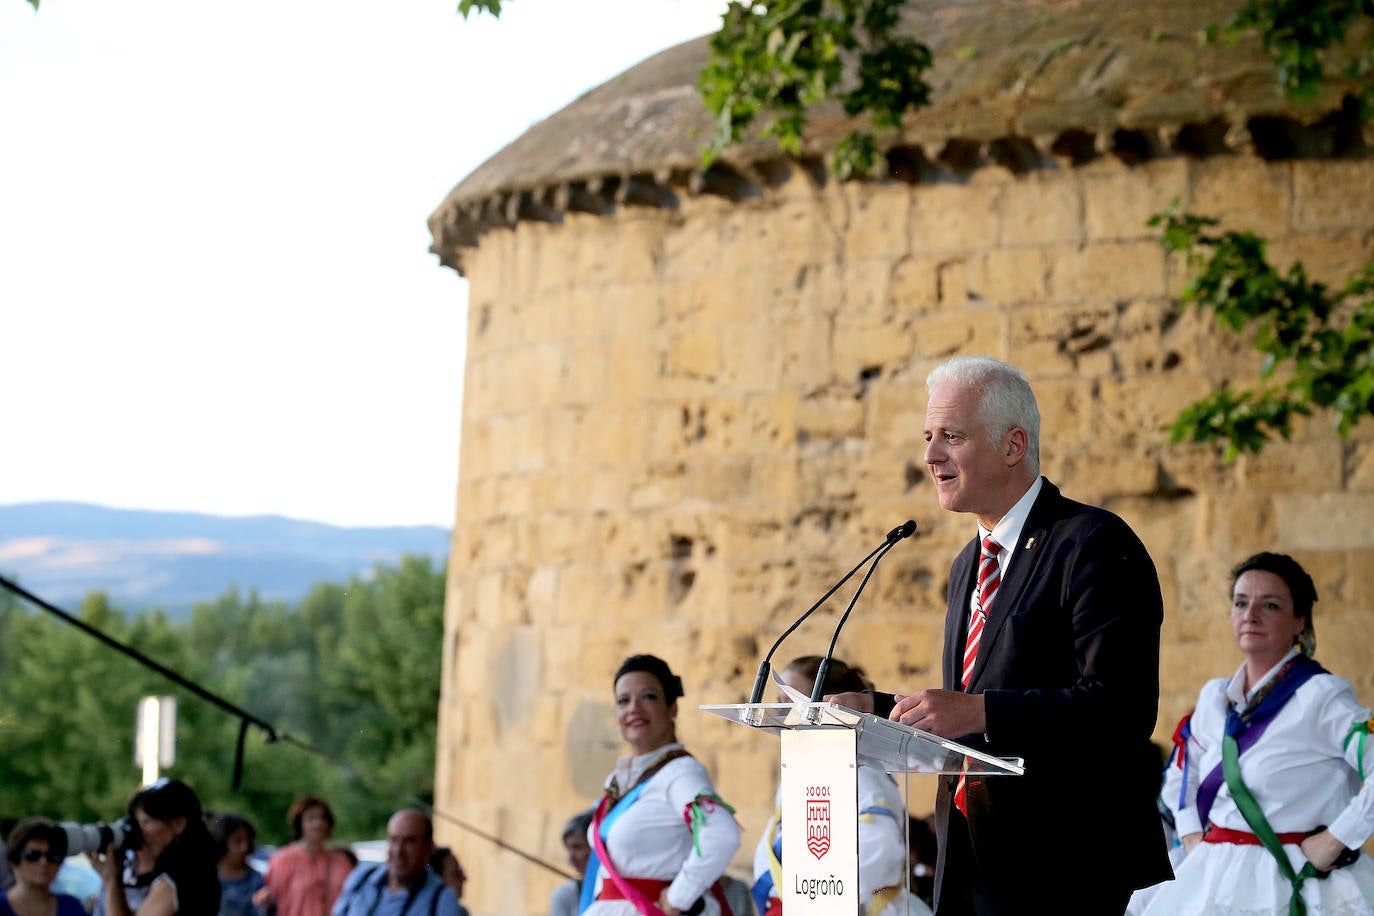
[1210,0,1374,111]
[456,0,503,18]
[0,557,446,843]
[0,594,198,822]
[698,1,933,178]
[1152,203,1374,459]
[308,556,448,832]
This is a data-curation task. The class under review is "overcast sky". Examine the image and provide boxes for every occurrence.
[0,0,726,528]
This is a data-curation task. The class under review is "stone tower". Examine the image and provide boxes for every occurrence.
[428,1,1374,911]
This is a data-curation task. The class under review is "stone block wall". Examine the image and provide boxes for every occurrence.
[435,151,1374,914]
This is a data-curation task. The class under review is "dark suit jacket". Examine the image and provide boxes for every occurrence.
[879,479,1173,908]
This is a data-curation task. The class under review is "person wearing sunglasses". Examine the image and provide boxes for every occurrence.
[2,817,87,916]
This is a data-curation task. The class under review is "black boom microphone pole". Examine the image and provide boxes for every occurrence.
[809,519,918,703]
[747,520,919,706]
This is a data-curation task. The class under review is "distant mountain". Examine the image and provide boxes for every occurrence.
[0,502,450,618]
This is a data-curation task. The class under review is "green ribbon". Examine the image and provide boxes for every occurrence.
[1222,732,1319,916]
[685,792,736,857]
[1343,718,1371,783]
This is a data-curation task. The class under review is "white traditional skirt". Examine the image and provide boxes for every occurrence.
[871,889,934,916]
[1137,842,1374,916]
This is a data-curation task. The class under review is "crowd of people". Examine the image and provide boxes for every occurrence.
[0,791,469,916]
[5,356,1373,916]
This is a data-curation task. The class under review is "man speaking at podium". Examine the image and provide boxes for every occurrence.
[831,356,1172,916]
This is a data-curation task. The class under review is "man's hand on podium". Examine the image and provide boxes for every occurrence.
[890,689,987,739]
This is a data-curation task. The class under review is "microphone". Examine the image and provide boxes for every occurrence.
[808,519,917,702]
[747,520,919,706]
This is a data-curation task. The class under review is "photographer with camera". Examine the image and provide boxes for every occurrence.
[2,818,87,916]
[93,780,219,916]
[87,832,155,916]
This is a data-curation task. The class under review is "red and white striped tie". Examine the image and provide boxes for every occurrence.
[961,536,1002,689]
[954,535,1001,816]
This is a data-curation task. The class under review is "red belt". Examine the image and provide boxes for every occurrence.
[597,877,670,901]
[1204,825,1308,846]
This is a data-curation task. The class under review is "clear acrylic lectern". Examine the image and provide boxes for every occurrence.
[702,701,1023,915]
[701,701,1025,777]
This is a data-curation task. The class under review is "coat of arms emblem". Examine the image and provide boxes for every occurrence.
[805,790,830,859]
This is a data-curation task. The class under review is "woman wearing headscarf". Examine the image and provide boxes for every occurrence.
[1140,552,1374,915]
[580,654,741,916]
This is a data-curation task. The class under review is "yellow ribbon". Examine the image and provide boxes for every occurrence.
[764,806,782,895]
[865,887,903,916]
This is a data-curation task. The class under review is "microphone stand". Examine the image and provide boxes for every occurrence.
[746,520,919,709]
[808,519,917,720]
[808,539,898,704]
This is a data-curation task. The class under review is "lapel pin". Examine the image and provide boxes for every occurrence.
[1024,536,1036,549]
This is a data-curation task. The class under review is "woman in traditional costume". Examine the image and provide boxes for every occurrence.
[580,654,741,916]
[1140,552,1374,915]
[750,656,932,916]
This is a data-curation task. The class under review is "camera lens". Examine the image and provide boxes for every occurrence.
[57,818,142,857]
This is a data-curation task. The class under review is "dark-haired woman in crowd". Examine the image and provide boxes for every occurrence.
[550,809,593,916]
[208,815,263,916]
[1139,553,1374,915]
[91,841,156,916]
[2,818,86,916]
[580,654,741,916]
[253,798,350,916]
[750,656,932,916]
[95,779,220,916]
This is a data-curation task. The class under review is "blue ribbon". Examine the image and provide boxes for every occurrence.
[750,831,783,915]
[1196,654,1326,827]
[579,782,649,914]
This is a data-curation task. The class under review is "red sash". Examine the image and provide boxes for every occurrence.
[592,871,734,916]
[598,878,671,901]
[1204,825,1307,846]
